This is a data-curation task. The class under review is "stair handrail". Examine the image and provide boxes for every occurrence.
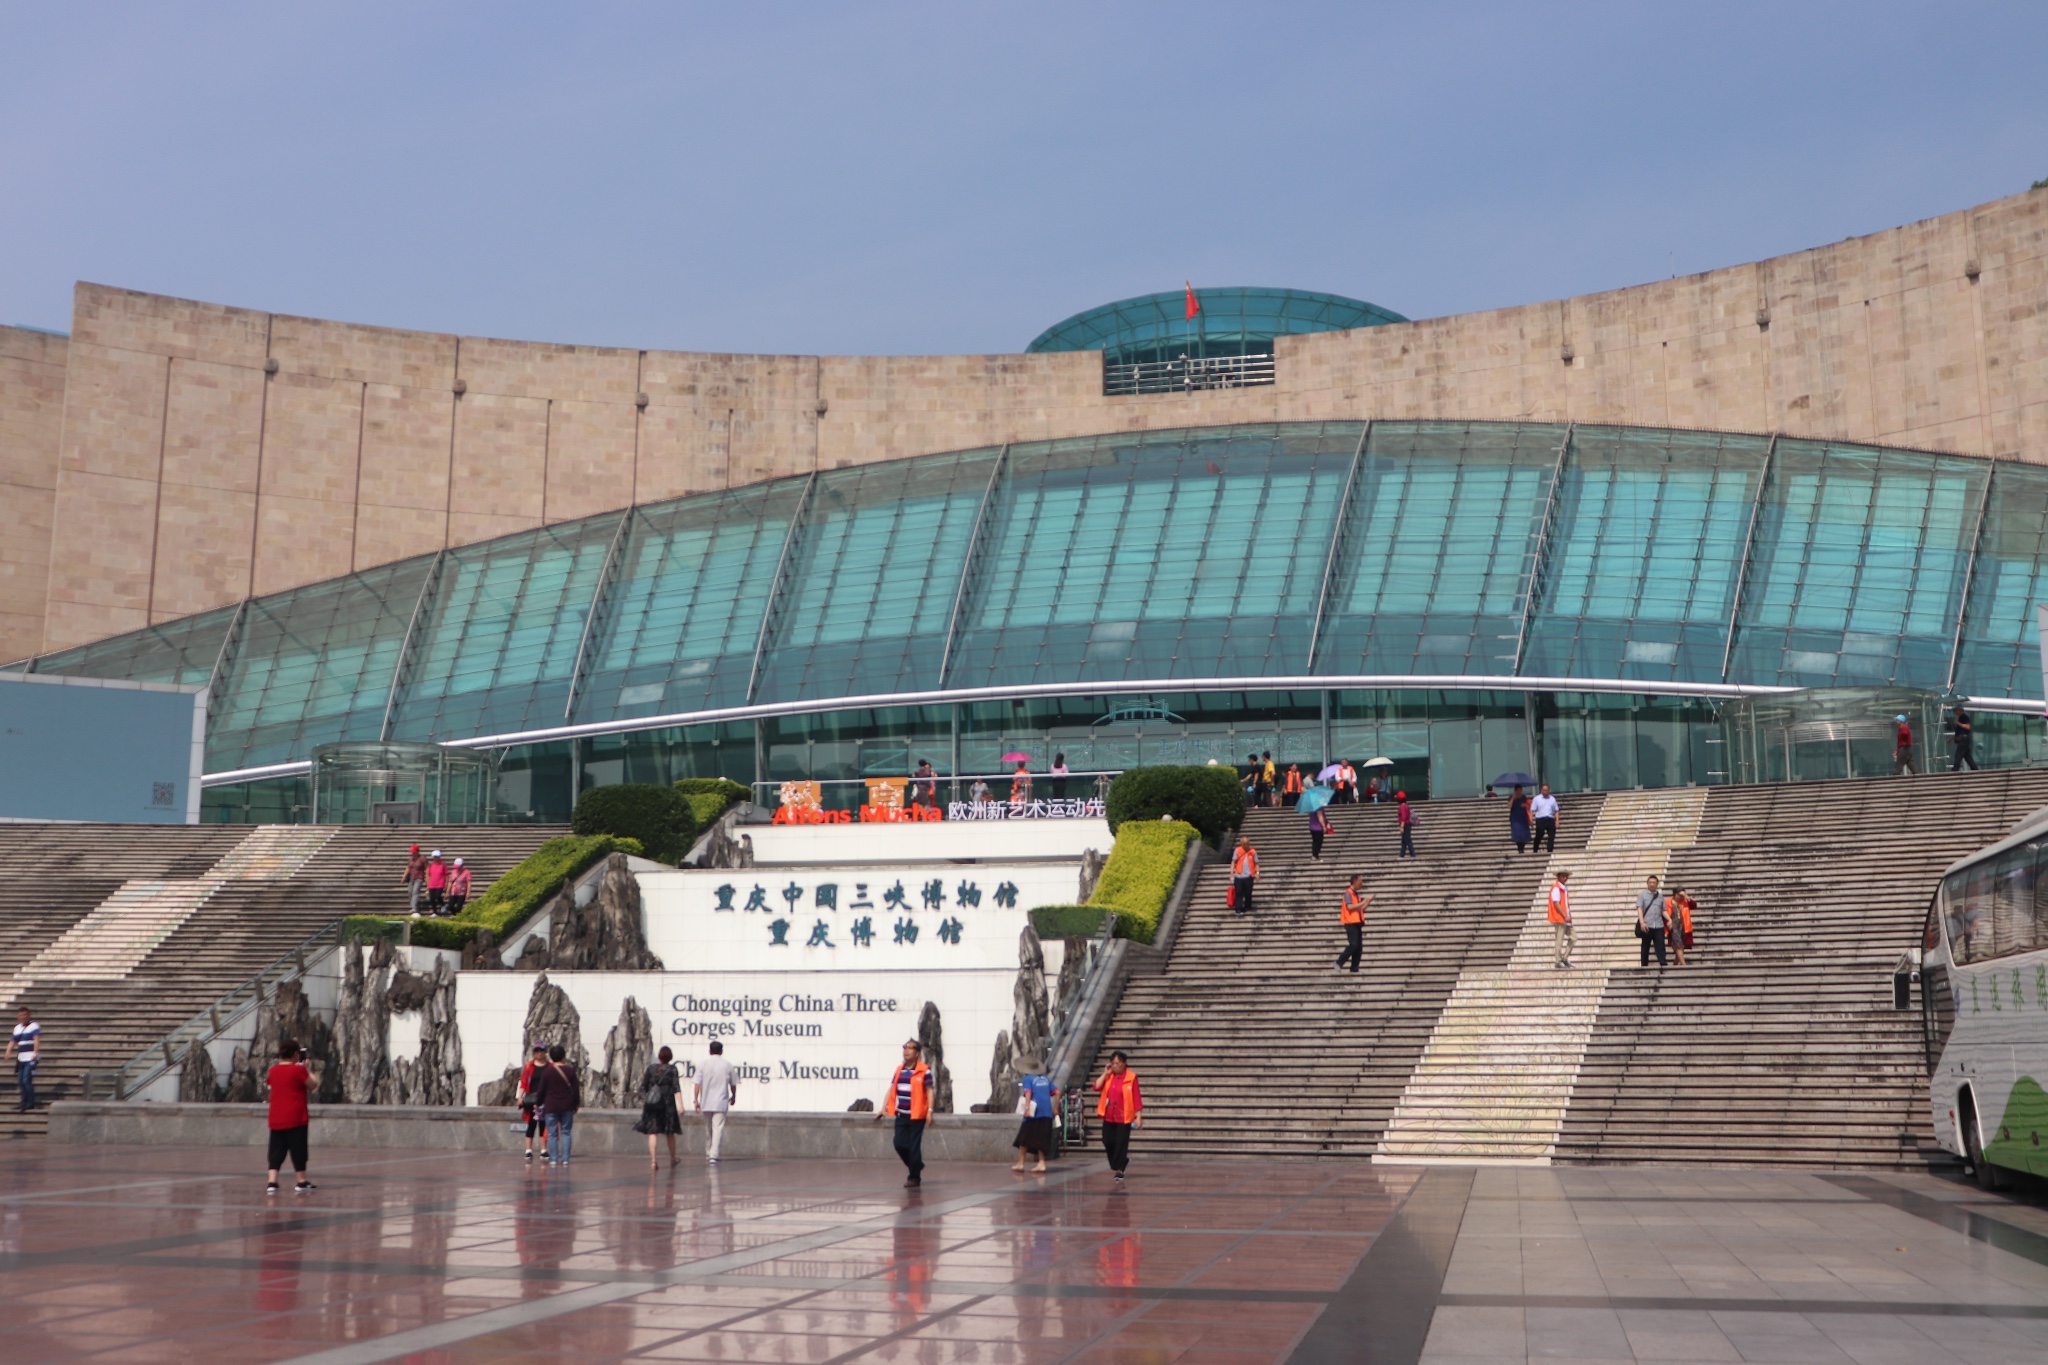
[103,917,347,1100]
[1042,910,1126,1105]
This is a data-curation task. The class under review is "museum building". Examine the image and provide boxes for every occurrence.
[2,189,2047,821]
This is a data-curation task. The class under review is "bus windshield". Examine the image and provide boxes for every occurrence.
[1940,834,2048,964]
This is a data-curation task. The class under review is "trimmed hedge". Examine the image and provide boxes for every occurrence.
[1087,819,1197,944]
[1029,904,1113,939]
[573,783,697,864]
[674,777,752,834]
[1105,765,1243,844]
[341,915,404,944]
[370,833,643,951]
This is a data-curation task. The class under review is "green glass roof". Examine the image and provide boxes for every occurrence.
[25,421,2038,775]
[1027,287,1405,366]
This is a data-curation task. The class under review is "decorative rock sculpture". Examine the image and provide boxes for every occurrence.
[916,1000,954,1114]
[548,854,664,971]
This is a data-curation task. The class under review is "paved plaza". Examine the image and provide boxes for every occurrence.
[0,1143,2044,1364]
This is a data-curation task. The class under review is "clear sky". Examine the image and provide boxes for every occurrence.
[4,2,2045,356]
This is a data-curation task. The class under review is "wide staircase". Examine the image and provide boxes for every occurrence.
[1091,794,1597,1159]
[0,823,565,1138]
[1087,768,2048,1169]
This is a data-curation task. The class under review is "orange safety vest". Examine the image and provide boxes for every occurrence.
[884,1061,931,1120]
[1096,1070,1141,1122]
[1232,847,1258,878]
[1548,882,1570,924]
[1340,889,1366,925]
[1284,769,1302,794]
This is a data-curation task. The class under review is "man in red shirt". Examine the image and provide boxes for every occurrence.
[266,1038,315,1194]
[1894,715,1915,776]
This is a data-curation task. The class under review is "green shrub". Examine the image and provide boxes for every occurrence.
[356,833,643,951]
[1106,766,1243,843]
[1087,819,1197,944]
[341,915,404,944]
[1029,904,1114,939]
[675,777,752,834]
[573,783,697,864]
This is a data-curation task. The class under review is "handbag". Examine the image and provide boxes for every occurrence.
[1225,884,1237,909]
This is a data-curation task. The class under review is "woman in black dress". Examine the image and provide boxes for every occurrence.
[634,1046,685,1168]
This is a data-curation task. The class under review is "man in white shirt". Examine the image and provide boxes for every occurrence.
[8,1006,40,1111]
[1529,784,1560,854]
[693,1040,737,1163]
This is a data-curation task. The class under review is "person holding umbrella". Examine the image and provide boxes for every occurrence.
[1007,755,1033,804]
[1361,756,1396,804]
[1299,782,1335,860]
[1508,785,1531,852]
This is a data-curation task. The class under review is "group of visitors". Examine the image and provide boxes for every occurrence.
[1251,757,1402,809]
[1894,708,1983,775]
[880,1038,1144,1187]
[400,845,473,918]
[1543,869,1697,970]
[1505,784,1559,853]
[511,1037,739,1169]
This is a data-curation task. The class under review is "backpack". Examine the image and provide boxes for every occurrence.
[642,1066,668,1108]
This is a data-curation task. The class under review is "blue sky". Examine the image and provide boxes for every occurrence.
[3,3,2044,356]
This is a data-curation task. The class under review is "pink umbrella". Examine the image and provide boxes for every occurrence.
[1002,752,1032,763]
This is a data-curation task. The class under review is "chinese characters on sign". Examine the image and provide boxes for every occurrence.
[947,798,1105,821]
[711,877,1022,950]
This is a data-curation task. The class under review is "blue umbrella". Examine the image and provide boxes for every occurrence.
[1296,785,1334,815]
[1491,772,1537,788]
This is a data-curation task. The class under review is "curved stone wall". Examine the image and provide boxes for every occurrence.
[5,185,2045,660]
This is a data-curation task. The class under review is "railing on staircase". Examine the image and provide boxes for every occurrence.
[1043,912,1122,1154]
[88,918,346,1101]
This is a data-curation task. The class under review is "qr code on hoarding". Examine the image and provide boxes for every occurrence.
[151,782,176,808]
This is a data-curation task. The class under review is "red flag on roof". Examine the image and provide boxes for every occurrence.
[1184,282,1200,321]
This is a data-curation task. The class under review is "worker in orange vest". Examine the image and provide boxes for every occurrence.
[878,1038,934,1187]
[1093,1050,1144,1181]
[1230,837,1259,915]
[1283,763,1303,808]
[1548,869,1574,969]
[1335,874,1374,974]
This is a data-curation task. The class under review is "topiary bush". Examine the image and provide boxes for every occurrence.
[1088,819,1197,944]
[1029,904,1114,940]
[1105,766,1243,844]
[397,833,642,950]
[674,777,752,833]
[573,783,697,864]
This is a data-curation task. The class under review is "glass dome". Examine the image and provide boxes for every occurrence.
[1027,287,1406,367]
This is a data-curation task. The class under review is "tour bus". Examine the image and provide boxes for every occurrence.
[1924,805,2048,1188]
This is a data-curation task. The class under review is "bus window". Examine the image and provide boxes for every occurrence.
[1946,865,1990,964]
[1990,849,2031,958]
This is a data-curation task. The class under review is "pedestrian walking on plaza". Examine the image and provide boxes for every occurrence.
[1636,875,1670,969]
[694,1039,737,1163]
[878,1039,933,1187]
[1093,1051,1143,1181]
[424,849,449,913]
[516,1042,546,1161]
[8,1005,40,1111]
[635,1046,685,1169]
[401,843,427,916]
[445,858,471,916]
[1051,753,1070,800]
[1667,886,1695,967]
[1548,870,1574,968]
[1307,802,1332,861]
[1335,874,1373,974]
[1530,784,1559,854]
[264,1038,315,1194]
[1396,791,1416,858]
[1894,715,1916,776]
[1950,706,1978,771]
[1508,785,1531,853]
[1283,763,1303,808]
[534,1043,581,1165]
[1012,1069,1057,1174]
[1230,836,1259,914]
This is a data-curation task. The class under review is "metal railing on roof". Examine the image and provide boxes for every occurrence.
[1104,353,1275,396]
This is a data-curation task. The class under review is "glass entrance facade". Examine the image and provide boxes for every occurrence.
[16,420,2046,823]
